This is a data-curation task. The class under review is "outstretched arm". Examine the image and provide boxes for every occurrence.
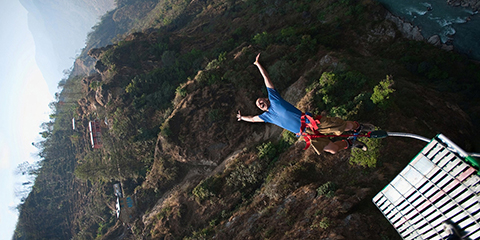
[254,53,274,89]
[237,110,264,122]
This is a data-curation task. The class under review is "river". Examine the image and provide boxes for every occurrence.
[376,0,480,60]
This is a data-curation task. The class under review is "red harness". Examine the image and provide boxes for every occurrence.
[298,113,323,150]
[298,114,373,150]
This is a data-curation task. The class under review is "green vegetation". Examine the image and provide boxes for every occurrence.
[350,136,382,168]
[309,71,372,118]
[316,181,337,198]
[192,175,223,203]
[311,217,331,229]
[226,162,263,189]
[371,76,395,110]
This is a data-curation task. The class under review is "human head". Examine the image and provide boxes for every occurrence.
[256,98,270,111]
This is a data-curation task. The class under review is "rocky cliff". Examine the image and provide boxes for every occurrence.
[447,0,480,10]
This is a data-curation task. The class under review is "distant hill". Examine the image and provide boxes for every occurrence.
[19,0,115,96]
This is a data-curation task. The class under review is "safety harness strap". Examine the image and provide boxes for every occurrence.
[299,113,322,150]
[298,113,373,150]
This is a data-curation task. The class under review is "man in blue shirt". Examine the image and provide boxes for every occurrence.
[237,54,370,154]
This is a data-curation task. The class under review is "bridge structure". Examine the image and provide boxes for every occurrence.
[373,134,480,240]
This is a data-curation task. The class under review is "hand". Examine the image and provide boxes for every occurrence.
[237,110,242,121]
[253,53,261,66]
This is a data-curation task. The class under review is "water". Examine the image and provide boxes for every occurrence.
[376,0,480,60]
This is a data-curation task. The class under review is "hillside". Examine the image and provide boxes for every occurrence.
[14,0,480,239]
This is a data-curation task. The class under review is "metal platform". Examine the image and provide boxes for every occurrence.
[373,134,480,240]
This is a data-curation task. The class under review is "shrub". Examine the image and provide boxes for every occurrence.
[313,71,370,118]
[281,130,297,146]
[371,75,395,110]
[257,141,276,160]
[277,27,298,45]
[226,162,263,189]
[316,181,336,198]
[89,81,103,90]
[317,217,331,229]
[253,32,273,48]
[192,175,223,203]
[175,84,187,97]
[205,52,226,70]
[160,121,172,137]
[349,136,381,168]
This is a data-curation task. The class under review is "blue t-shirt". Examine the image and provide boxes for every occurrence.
[258,88,311,134]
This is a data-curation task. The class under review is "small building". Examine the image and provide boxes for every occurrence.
[113,183,135,223]
[88,120,102,149]
[116,196,135,223]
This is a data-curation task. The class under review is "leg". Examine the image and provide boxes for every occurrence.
[323,141,348,154]
[344,121,359,132]
[442,221,462,240]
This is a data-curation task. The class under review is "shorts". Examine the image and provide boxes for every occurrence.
[301,116,347,154]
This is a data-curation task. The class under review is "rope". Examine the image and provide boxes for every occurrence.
[386,132,480,158]
[386,132,431,143]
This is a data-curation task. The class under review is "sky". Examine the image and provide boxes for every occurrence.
[0,1,54,239]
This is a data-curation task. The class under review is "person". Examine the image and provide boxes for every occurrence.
[443,221,463,240]
[237,53,373,154]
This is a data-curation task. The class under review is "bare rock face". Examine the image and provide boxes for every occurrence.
[95,87,110,107]
[385,12,424,41]
[75,73,110,114]
[386,12,455,52]
[428,35,442,46]
[447,0,480,10]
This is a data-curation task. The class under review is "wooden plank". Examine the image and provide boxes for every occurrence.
[373,193,386,204]
[379,197,394,211]
[385,204,400,217]
[465,231,480,240]
[419,220,444,238]
[404,184,422,200]
[448,164,470,178]
[426,143,443,159]
[399,205,423,225]
[398,217,418,232]
[435,153,455,169]
[379,199,392,211]
[430,148,451,165]
[442,159,462,173]
[418,181,437,199]
[463,202,480,216]
[403,226,423,240]
[411,209,436,230]
[464,176,480,188]
[398,220,417,235]
[448,209,471,224]
[422,141,439,156]
[456,217,478,233]
[454,190,477,208]
[408,190,425,205]
[390,208,411,226]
